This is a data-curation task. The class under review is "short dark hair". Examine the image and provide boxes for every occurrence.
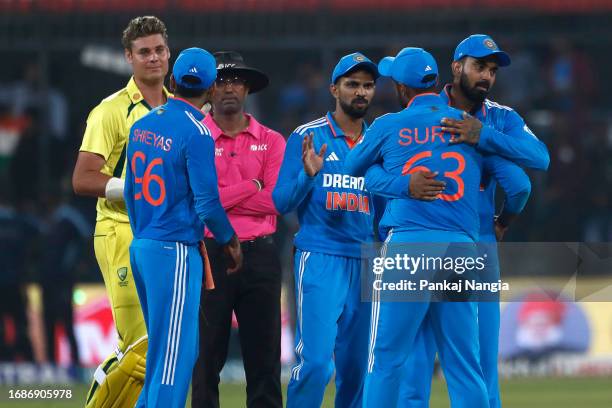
[121,16,168,50]
[174,85,206,99]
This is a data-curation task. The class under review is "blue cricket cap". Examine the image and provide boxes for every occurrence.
[453,34,511,67]
[378,47,438,88]
[331,52,379,84]
[172,47,217,90]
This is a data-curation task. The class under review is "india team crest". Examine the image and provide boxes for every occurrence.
[483,39,497,50]
[354,54,365,62]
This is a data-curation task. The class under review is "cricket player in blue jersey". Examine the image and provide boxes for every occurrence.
[344,47,531,408]
[124,47,243,408]
[364,35,549,408]
[272,52,380,408]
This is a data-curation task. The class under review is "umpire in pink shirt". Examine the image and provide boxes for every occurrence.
[191,51,285,408]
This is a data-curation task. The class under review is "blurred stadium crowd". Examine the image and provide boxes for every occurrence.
[0,4,611,367]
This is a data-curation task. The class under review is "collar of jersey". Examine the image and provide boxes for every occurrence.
[167,97,205,121]
[325,111,367,139]
[126,76,171,107]
[204,113,262,141]
[405,93,447,109]
[440,84,487,118]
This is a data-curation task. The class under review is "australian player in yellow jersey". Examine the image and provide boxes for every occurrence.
[72,16,171,408]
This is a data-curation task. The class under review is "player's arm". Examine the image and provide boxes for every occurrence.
[72,103,124,202]
[364,164,409,199]
[483,155,532,239]
[186,131,235,245]
[365,164,446,201]
[229,132,286,216]
[272,132,319,214]
[478,111,549,170]
[72,152,112,196]
[443,111,550,171]
[343,122,384,177]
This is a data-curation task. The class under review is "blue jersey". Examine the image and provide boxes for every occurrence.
[125,97,234,245]
[272,112,377,257]
[439,85,548,240]
[344,93,484,240]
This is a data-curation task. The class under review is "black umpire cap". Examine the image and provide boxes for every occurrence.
[213,51,270,94]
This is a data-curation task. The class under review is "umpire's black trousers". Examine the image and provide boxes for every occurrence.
[191,236,282,408]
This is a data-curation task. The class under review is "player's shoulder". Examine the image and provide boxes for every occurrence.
[370,111,403,128]
[445,105,467,119]
[98,87,131,111]
[484,98,518,116]
[292,116,328,136]
[88,87,132,121]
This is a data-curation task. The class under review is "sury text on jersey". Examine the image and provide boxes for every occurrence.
[398,125,446,146]
[132,128,173,152]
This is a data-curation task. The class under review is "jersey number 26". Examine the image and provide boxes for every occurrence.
[131,151,166,206]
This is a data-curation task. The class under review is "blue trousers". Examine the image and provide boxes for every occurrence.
[131,239,202,408]
[287,250,370,408]
[364,230,488,408]
[399,241,501,408]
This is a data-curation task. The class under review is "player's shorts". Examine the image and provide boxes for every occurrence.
[94,218,146,351]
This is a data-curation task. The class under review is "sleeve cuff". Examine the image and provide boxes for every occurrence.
[476,126,493,152]
[397,174,411,197]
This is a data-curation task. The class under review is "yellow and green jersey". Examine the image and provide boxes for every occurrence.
[79,77,170,223]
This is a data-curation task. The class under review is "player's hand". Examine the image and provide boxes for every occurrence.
[223,235,243,274]
[302,133,327,177]
[494,219,508,242]
[441,112,483,145]
[409,170,446,201]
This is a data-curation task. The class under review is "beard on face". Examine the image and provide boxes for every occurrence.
[459,71,490,104]
[339,97,369,119]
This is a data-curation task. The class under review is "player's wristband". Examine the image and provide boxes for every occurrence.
[105,177,125,203]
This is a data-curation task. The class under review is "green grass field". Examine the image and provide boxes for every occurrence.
[1,377,610,407]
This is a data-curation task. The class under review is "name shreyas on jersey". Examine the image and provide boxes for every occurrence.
[322,173,370,214]
[132,128,173,152]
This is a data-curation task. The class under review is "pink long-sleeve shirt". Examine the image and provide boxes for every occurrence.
[203,113,286,241]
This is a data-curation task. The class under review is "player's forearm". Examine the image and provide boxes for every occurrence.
[272,170,316,214]
[72,169,111,198]
[503,181,531,215]
[196,198,235,244]
[477,126,550,170]
[365,165,409,199]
